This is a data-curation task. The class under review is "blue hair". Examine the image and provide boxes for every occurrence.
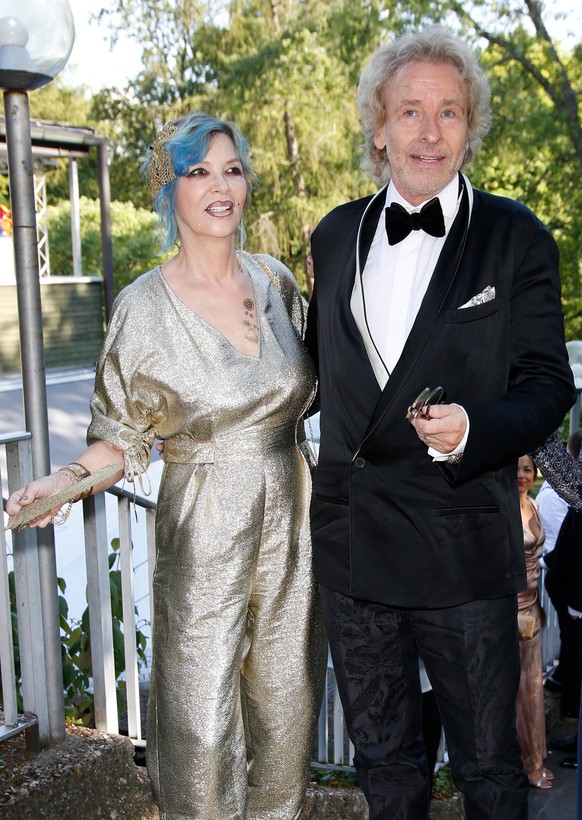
[143,112,258,253]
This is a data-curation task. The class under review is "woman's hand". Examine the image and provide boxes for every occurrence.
[5,442,125,529]
[6,470,77,528]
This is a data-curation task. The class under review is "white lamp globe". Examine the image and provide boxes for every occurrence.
[0,0,75,90]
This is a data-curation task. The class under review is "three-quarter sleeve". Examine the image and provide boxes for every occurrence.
[87,284,158,485]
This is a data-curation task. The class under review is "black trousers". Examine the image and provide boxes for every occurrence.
[320,586,530,820]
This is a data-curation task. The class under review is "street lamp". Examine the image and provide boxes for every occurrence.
[0,2,74,89]
[0,0,74,747]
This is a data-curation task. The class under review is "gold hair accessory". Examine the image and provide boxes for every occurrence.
[148,121,179,196]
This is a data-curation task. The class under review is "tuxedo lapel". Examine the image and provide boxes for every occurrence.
[351,188,390,387]
[357,187,387,273]
[363,179,472,437]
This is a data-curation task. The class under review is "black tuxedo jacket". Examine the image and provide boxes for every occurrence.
[306,177,576,608]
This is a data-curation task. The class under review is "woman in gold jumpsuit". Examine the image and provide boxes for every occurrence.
[7,112,327,819]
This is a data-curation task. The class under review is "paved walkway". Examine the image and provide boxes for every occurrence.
[530,691,578,819]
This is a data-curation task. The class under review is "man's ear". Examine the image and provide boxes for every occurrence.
[373,126,386,150]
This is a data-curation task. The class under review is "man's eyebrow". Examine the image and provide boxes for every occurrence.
[398,96,465,107]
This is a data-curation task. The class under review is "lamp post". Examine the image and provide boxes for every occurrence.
[0,0,74,746]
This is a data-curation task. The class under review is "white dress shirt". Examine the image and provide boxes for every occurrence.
[536,480,569,566]
[352,175,469,460]
[362,177,461,375]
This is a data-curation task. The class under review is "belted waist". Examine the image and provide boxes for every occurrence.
[162,424,300,464]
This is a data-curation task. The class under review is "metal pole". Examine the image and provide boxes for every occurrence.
[69,157,82,276]
[97,140,114,321]
[3,88,65,745]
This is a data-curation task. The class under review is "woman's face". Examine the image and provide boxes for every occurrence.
[173,132,248,244]
[517,455,536,496]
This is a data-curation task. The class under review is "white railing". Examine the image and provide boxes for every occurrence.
[0,432,44,747]
[540,578,561,677]
[0,437,562,766]
[317,651,355,765]
[81,486,156,746]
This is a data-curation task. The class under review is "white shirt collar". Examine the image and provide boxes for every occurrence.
[385,174,461,223]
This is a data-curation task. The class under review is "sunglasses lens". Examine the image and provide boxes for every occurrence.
[424,386,443,407]
[406,386,444,420]
[412,387,430,411]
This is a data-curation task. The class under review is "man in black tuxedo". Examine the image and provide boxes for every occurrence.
[305,26,575,819]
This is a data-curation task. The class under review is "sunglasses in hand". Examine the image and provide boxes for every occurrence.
[406,386,444,421]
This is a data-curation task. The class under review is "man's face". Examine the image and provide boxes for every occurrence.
[374,60,470,206]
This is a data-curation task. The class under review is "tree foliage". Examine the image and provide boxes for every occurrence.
[94,0,387,289]
[435,0,582,337]
[29,0,582,335]
[47,197,166,293]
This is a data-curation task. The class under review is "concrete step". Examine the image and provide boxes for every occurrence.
[0,725,466,819]
[1,689,570,820]
[0,726,157,819]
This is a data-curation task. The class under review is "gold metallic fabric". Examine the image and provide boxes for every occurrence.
[87,252,327,819]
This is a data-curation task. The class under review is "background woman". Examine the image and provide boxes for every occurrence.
[7,112,326,819]
[516,454,553,789]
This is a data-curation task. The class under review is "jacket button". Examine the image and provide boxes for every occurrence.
[355,457,365,468]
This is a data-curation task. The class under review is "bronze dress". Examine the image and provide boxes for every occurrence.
[516,496,547,779]
[87,252,327,819]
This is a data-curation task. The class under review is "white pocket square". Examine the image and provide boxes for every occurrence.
[459,285,495,309]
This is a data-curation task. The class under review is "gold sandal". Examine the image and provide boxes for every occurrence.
[529,776,552,789]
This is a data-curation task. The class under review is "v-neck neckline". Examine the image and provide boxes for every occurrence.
[157,264,262,359]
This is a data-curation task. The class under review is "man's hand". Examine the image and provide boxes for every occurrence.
[410,403,467,454]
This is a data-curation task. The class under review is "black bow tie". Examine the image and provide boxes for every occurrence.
[385,197,446,245]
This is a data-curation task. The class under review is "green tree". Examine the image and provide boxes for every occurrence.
[29,79,92,124]
[88,89,159,208]
[96,0,387,288]
[27,80,101,203]
[90,1,581,327]
[52,1,582,334]
[385,0,582,336]
[214,0,384,284]
[47,197,166,293]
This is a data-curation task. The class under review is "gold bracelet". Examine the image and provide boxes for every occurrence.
[66,462,91,479]
[74,486,93,502]
[51,502,74,525]
[56,463,92,503]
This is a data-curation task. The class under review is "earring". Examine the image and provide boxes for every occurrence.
[237,220,247,254]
